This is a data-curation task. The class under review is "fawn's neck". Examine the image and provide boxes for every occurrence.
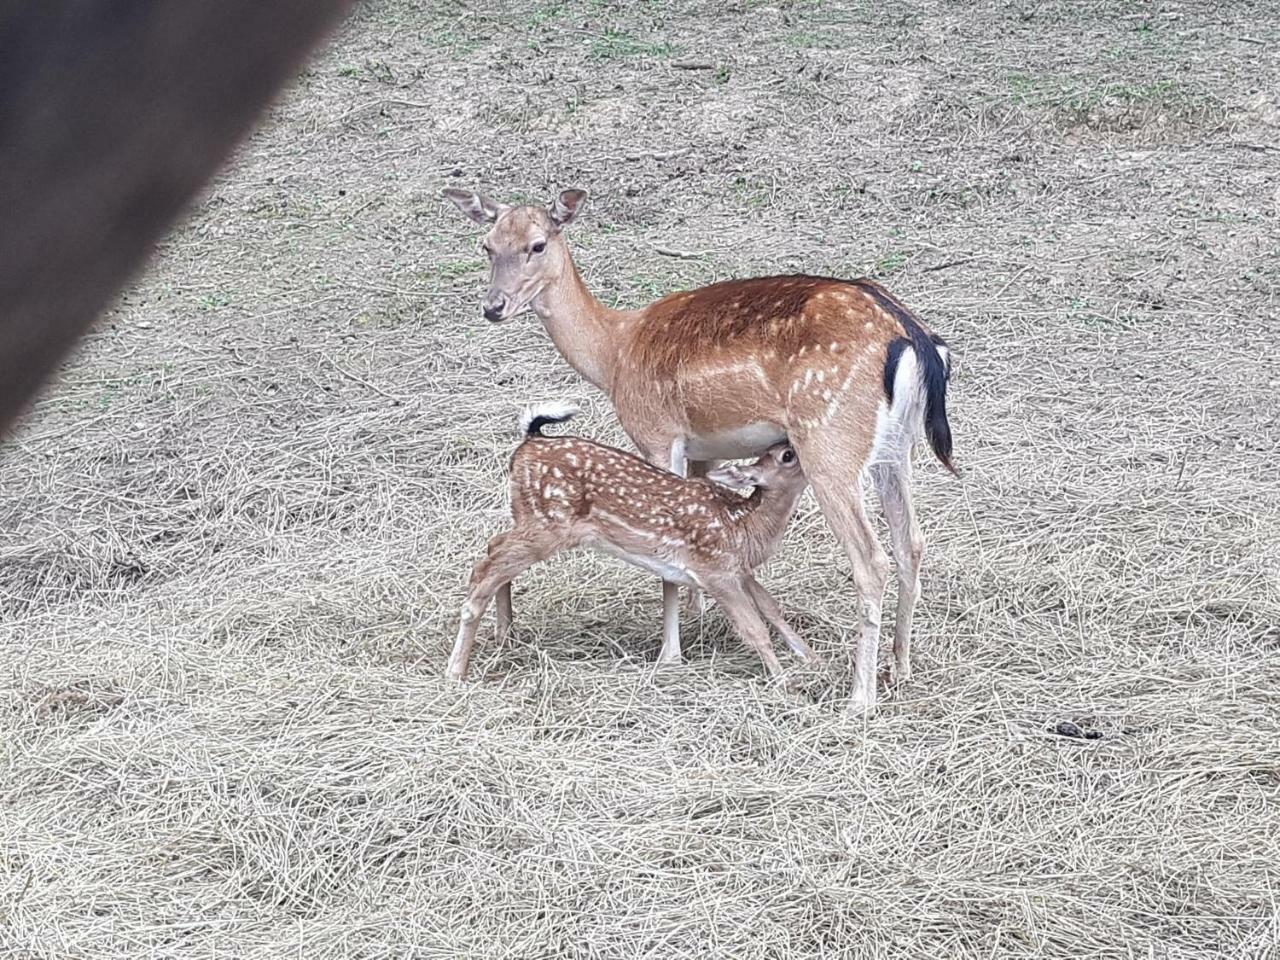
[736,485,805,568]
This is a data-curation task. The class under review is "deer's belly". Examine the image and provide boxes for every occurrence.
[591,540,700,589]
[685,421,786,460]
[586,535,706,593]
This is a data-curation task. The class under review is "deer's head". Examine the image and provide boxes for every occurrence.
[442,187,587,323]
[706,444,804,494]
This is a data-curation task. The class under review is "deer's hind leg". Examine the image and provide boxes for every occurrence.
[449,530,552,681]
[870,459,924,684]
[704,578,787,685]
[793,436,890,713]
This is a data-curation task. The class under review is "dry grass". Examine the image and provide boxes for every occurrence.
[3,0,1280,956]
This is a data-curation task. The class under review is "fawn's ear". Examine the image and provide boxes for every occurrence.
[443,187,508,225]
[706,464,756,491]
[549,188,587,227]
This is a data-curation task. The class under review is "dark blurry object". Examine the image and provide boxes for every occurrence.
[0,0,352,434]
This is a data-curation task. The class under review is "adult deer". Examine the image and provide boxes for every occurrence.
[443,187,956,712]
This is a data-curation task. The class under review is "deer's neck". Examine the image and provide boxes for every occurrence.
[738,486,805,568]
[532,257,627,392]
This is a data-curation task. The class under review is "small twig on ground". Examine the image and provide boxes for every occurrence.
[624,147,693,162]
[1221,141,1280,152]
[326,98,433,128]
[923,258,977,273]
[671,60,715,70]
[653,245,712,260]
[993,265,1032,301]
[322,353,410,403]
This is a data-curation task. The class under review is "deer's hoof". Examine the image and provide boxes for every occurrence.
[847,690,877,717]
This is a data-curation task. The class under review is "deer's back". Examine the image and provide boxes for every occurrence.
[509,436,749,567]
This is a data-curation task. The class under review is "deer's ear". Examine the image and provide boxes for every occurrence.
[549,188,588,227]
[443,188,507,225]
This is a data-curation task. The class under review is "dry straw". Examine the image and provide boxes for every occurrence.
[3,1,1279,957]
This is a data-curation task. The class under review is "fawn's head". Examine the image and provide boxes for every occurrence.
[706,444,804,495]
[443,187,587,323]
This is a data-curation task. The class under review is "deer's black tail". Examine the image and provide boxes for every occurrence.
[859,280,957,475]
[519,401,579,437]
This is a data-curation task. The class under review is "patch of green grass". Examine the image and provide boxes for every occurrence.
[426,28,484,57]
[198,294,230,312]
[784,29,842,49]
[430,260,485,282]
[1007,73,1195,112]
[96,377,143,410]
[529,1,569,25]
[362,59,396,84]
[1006,71,1042,103]
[874,251,908,277]
[731,175,773,209]
[589,29,675,60]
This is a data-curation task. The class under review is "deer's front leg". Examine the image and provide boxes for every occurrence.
[682,459,724,618]
[655,437,687,666]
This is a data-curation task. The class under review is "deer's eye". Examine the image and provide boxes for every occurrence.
[530,240,547,255]
[781,449,796,464]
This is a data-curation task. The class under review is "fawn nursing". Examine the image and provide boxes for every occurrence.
[444,186,956,710]
[448,405,818,683]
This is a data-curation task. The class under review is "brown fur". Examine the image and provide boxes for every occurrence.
[448,433,819,683]
[630,276,902,377]
[508,436,799,571]
[444,189,956,711]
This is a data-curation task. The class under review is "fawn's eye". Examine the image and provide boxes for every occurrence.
[530,240,547,255]
[781,449,796,464]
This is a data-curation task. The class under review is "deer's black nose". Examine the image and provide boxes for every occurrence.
[482,292,507,322]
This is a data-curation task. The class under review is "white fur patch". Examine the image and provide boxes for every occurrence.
[868,348,926,468]
[686,421,787,460]
[519,401,580,436]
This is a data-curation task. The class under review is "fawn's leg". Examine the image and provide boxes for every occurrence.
[494,583,513,644]
[449,531,545,681]
[744,575,822,664]
[705,578,787,684]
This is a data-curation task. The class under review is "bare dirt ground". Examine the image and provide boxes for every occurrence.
[3,1,1280,956]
